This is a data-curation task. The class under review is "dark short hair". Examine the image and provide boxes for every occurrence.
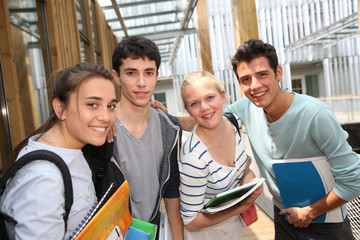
[112,36,161,75]
[231,39,278,79]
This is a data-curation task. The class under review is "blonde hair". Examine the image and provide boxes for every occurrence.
[181,71,224,107]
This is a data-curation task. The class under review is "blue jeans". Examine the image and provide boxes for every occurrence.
[274,206,355,240]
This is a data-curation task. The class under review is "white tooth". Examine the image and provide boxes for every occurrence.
[91,127,106,131]
[254,92,264,97]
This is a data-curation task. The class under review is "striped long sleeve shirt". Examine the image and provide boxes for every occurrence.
[179,116,249,225]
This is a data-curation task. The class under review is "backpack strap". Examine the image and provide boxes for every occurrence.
[82,142,113,198]
[223,112,252,185]
[224,112,241,137]
[0,150,73,227]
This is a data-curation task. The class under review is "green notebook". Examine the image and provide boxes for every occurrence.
[202,178,265,214]
[127,218,157,240]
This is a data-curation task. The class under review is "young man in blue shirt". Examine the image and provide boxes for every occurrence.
[227,39,360,239]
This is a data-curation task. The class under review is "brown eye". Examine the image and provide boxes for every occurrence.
[108,104,116,110]
[88,103,98,108]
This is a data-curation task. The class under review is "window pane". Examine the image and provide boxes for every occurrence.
[76,0,91,62]
[291,78,302,94]
[80,38,91,62]
[90,0,99,49]
[306,75,319,97]
[90,0,101,64]
[76,0,88,36]
[154,92,167,108]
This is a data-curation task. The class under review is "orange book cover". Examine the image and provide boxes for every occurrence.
[74,181,132,240]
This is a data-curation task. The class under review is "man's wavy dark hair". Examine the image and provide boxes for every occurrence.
[231,39,278,80]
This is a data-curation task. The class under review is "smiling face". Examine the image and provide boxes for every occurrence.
[183,79,225,130]
[113,57,158,108]
[60,77,117,148]
[237,56,283,112]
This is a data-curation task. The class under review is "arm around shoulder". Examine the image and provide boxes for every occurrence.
[178,116,196,132]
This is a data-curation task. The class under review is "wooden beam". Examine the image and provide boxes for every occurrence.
[196,0,213,73]
[111,0,128,37]
[231,0,259,98]
[231,0,259,46]
[0,0,25,152]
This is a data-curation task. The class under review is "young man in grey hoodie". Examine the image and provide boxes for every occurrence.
[108,36,183,240]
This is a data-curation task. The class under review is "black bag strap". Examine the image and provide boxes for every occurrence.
[224,112,252,185]
[82,142,113,198]
[0,150,73,226]
[224,112,241,137]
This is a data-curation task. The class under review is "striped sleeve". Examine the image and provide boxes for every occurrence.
[179,140,209,225]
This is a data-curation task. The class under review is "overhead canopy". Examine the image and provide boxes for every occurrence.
[98,0,198,63]
[285,13,359,51]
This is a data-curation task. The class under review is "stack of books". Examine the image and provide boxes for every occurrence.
[70,181,158,240]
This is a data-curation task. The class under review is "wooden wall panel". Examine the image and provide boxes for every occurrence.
[196,0,213,73]
[1,0,118,159]
[45,0,81,72]
[231,0,259,46]
[38,0,82,106]
[0,0,25,151]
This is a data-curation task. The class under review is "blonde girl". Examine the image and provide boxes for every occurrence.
[179,71,262,240]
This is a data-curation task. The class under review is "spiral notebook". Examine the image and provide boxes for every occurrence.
[70,180,133,240]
